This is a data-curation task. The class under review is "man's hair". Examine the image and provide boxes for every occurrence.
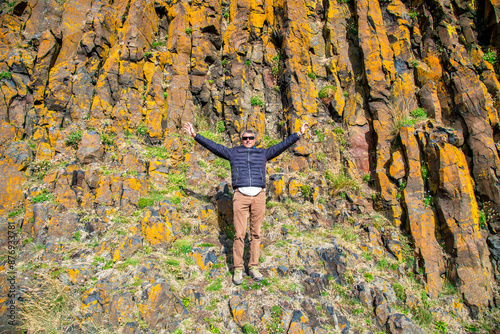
[241,129,255,138]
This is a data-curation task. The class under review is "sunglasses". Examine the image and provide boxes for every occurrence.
[242,136,255,141]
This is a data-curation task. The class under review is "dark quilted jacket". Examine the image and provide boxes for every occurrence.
[195,133,300,189]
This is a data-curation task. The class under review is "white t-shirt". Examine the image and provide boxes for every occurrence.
[237,187,263,196]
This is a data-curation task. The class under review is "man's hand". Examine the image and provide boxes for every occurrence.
[299,123,309,136]
[183,122,196,138]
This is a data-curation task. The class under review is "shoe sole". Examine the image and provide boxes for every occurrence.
[249,274,263,282]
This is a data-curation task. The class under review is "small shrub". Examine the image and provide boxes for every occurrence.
[412,306,433,326]
[0,71,12,80]
[325,170,361,194]
[377,258,388,269]
[242,324,258,334]
[152,41,164,49]
[315,130,325,142]
[185,27,192,35]
[138,197,154,209]
[318,85,336,99]
[144,51,152,57]
[410,107,427,119]
[223,10,229,19]
[8,208,25,217]
[363,174,370,182]
[393,282,406,301]
[300,185,312,201]
[100,133,115,146]
[272,54,280,78]
[266,305,284,333]
[32,189,53,203]
[364,272,374,282]
[483,49,498,66]
[423,195,433,207]
[250,95,264,107]
[434,321,447,334]
[65,131,82,149]
[411,59,419,67]
[246,59,251,66]
[163,92,168,99]
[479,209,488,229]
[409,10,418,19]
[208,79,214,84]
[307,72,316,80]
[215,120,225,133]
[221,59,228,66]
[137,123,147,136]
[420,164,429,179]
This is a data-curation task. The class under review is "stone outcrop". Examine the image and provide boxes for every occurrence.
[0,0,500,331]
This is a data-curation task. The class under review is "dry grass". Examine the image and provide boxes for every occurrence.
[18,274,79,333]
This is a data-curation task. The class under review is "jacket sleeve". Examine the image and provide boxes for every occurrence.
[265,133,301,161]
[194,134,232,160]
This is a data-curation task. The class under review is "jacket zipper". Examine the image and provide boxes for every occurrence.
[248,148,252,187]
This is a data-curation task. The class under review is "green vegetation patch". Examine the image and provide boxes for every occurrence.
[0,71,12,80]
[65,131,82,149]
[325,170,361,193]
[483,50,498,66]
[250,95,264,107]
[143,145,170,159]
[318,86,336,99]
[32,189,53,203]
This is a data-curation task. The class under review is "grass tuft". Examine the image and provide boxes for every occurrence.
[19,275,78,333]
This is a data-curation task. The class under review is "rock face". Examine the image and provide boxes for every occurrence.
[0,0,500,331]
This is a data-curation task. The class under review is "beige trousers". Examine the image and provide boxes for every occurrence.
[232,190,266,270]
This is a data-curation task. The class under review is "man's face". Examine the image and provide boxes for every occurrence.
[241,133,256,148]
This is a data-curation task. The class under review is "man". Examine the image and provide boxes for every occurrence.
[183,122,308,285]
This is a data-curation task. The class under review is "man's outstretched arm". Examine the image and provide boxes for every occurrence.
[183,122,231,160]
[265,123,308,161]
